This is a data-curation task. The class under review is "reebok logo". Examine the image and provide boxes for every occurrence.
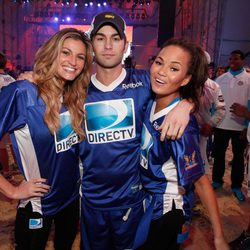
[122,81,143,89]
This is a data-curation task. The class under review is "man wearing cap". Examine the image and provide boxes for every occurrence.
[79,11,193,250]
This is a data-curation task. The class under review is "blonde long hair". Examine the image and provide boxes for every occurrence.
[33,28,92,140]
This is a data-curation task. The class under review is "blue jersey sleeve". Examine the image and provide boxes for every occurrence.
[168,116,204,188]
[0,81,28,138]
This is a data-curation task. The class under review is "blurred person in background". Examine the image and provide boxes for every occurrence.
[212,50,250,202]
[195,51,226,173]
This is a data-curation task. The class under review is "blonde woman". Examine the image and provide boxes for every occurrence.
[0,28,92,250]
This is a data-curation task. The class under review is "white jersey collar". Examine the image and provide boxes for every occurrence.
[150,100,180,122]
[91,68,127,92]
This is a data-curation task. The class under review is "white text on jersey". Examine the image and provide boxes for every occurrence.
[122,81,143,89]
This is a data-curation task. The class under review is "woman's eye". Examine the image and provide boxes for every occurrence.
[155,60,162,65]
[62,50,70,55]
[171,67,179,72]
[78,56,85,61]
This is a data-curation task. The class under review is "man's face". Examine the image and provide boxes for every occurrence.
[92,25,128,69]
[229,53,244,71]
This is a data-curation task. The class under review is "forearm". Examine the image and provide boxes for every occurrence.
[230,103,250,119]
[209,108,226,127]
[0,174,16,199]
[244,110,250,120]
[179,98,195,113]
[195,175,225,238]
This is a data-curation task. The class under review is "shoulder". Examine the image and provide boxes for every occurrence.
[205,78,220,90]
[126,68,150,78]
[0,73,15,82]
[216,72,230,82]
[242,71,250,79]
[1,80,38,103]
[7,80,37,93]
[126,68,150,89]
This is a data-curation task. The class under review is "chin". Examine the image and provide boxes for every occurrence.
[61,75,78,82]
[152,85,163,93]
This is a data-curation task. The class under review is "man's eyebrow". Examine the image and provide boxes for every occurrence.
[95,32,105,37]
[95,32,120,37]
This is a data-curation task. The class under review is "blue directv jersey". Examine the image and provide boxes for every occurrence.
[80,68,152,209]
[0,80,81,216]
[140,98,205,221]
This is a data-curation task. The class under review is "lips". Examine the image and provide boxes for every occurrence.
[102,54,115,57]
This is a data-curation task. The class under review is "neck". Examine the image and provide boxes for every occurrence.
[229,68,244,76]
[95,64,123,86]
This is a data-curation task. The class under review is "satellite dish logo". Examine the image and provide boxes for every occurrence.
[140,124,153,169]
[54,111,79,153]
[29,218,43,229]
[84,98,135,144]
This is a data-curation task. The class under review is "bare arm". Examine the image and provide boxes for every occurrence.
[230,103,250,119]
[0,174,50,200]
[195,175,229,250]
[158,99,194,141]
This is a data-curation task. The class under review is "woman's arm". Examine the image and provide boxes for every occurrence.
[0,174,50,199]
[195,175,229,250]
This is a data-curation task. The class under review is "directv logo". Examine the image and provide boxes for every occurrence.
[84,98,136,144]
[55,111,79,153]
[29,218,43,229]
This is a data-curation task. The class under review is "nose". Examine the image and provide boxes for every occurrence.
[157,66,167,76]
[69,55,77,66]
[104,38,112,49]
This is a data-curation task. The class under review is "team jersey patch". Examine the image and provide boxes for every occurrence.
[184,151,198,170]
[29,218,43,229]
[54,111,79,153]
[140,124,153,169]
[84,98,136,144]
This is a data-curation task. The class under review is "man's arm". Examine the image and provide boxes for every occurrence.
[17,71,34,82]
[230,103,250,119]
[158,99,194,141]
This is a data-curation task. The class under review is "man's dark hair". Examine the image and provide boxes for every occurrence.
[0,52,7,69]
[231,50,245,60]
